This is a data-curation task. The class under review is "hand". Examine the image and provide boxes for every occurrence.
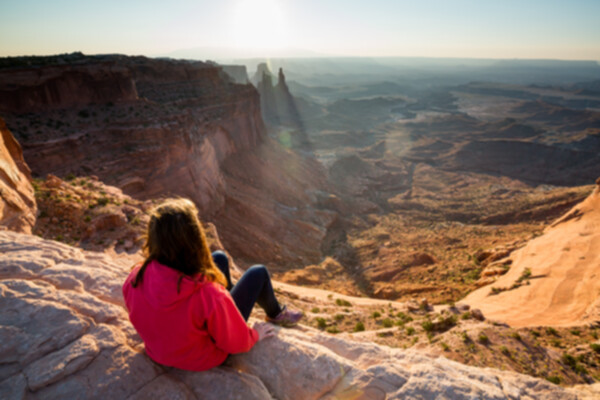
[253,321,276,341]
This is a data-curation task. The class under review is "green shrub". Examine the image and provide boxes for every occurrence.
[335,298,352,307]
[590,343,600,353]
[422,320,434,332]
[354,321,365,332]
[316,318,327,330]
[561,353,588,375]
[461,332,470,343]
[546,327,559,336]
[545,375,561,385]
[372,311,381,319]
[326,326,340,334]
[406,326,415,336]
[382,318,393,328]
[510,332,522,341]
[562,353,576,368]
[517,268,532,283]
[478,334,490,344]
[310,307,320,313]
[490,287,505,295]
[440,342,450,351]
[334,314,344,322]
[500,346,510,356]
[396,312,413,323]
[550,339,562,348]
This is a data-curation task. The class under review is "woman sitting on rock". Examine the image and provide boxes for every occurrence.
[122,198,302,371]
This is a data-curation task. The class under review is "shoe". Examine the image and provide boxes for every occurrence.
[266,305,303,327]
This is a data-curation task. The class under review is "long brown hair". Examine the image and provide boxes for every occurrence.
[131,198,227,291]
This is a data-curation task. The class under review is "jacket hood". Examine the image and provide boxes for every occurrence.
[141,260,206,308]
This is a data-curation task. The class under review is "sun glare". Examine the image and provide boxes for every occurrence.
[231,0,288,52]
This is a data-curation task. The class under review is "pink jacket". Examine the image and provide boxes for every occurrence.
[123,260,258,371]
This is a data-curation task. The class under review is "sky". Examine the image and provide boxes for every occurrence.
[1,0,599,61]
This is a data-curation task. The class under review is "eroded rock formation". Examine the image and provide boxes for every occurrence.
[253,64,308,147]
[1,230,597,399]
[0,54,331,267]
[464,180,600,327]
[0,118,36,233]
[0,60,137,112]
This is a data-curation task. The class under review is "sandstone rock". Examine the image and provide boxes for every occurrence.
[0,230,591,399]
[474,248,493,263]
[174,367,272,400]
[0,118,36,233]
[464,186,600,327]
[406,297,432,313]
[84,212,128,238]
[405,252,436,267]
[229,332,351,400]
[482,266,510,277]
[44,174,62,189]
[471,308,485,321]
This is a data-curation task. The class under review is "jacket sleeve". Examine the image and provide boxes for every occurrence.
[206,287,259,354]
[122,267,139,312]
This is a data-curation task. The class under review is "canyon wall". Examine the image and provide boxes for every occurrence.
[0,63,137,113]
[0,54,331,267]
[0,118,36,233]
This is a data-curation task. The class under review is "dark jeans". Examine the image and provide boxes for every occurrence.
[212,251,282,321]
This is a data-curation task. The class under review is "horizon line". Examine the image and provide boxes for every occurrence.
[1,51,599,65]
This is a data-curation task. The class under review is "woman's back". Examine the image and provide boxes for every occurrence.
[123,260,257,371]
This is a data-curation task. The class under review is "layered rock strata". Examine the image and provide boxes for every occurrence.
[0,118,36,233]
[0,55,331,266]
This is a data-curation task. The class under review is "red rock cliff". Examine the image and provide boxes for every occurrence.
[0,118,36,233]
[2,56,264,214]
[0,63,137,112]
[0,55,330,267]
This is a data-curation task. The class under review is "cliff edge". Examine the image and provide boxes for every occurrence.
[0,118,36,233]
[1,230,598,400]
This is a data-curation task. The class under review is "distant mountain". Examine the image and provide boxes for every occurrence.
[159,46,323,63]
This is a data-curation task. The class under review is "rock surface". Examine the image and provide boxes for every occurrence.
[464,182,600,327]
[1,230,598,399]
[0,118,36,233]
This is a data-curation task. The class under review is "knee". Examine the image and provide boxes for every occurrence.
[212,251,229,268]
[246,264,269,279]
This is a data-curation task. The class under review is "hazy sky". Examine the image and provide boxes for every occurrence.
[1,0,599,60]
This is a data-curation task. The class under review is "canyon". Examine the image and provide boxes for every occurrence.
[1,53,600,397]
[0,54,333,269]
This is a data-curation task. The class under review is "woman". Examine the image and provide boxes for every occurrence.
[122,198,302,371]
